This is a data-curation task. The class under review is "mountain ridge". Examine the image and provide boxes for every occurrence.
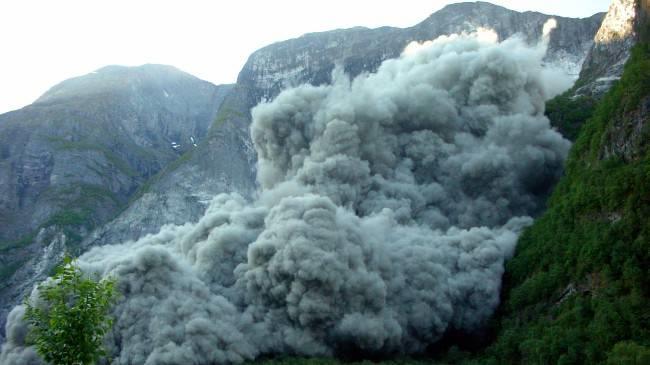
[237,3,604,102]
[35,64,197,103]
[90,1,606,257]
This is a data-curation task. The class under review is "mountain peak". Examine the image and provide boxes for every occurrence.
[35,64,207,105]
[433,1,513,16]
[93,64,185,76]
[440,1,507,10]
[595,0,637,44]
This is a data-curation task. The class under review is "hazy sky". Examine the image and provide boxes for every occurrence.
[0,0,611,114]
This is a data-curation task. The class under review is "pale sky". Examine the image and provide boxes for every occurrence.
[0,0,612,114]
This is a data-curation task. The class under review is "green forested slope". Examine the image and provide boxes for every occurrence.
[473,41,650,365]
[545,93,597,141]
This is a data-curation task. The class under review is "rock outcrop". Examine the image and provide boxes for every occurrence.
[577,0,641,95]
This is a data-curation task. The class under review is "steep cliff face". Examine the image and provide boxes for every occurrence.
[81,85,258,248]
[577,0,640,95]
[599,1,650,160]
[544,0,649,141]
[238,2,604,101]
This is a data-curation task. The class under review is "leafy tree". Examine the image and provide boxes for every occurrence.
[24,256,118,365]
[606,341,650,365]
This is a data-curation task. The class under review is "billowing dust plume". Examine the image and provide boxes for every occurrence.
[1,22,570,365]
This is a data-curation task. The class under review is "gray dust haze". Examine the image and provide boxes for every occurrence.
[1,25,571,365]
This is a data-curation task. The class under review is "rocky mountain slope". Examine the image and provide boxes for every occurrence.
[543,0,646,140]
[0,1,610,345]
[578,0,642,95]
[81,85,258,248]
[0,65,231,340]
[0,64,228,243]
[239,2,604,101]
[87,1,606,253]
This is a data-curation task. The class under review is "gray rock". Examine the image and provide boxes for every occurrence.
[577,0,640,96]
[81,85,258,248]
[0,64,230,341]
[0,64,229,242]
[238,2,604,101]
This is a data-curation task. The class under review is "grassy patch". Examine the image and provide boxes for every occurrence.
[47,137,139,178]
[45,209,91,228]
[0,259,27,287]
[127,148,194,204]
[0,232,36,252]
[211,105,245,130]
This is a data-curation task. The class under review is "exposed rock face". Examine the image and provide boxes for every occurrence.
[238,2,604,101]
[0,65,231,341]
[578,0,639,95]
[81,85,258,248]
[0,64,228,243]
[596,0,649,197]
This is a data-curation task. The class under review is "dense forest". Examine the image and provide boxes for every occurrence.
[471,41,650,365]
